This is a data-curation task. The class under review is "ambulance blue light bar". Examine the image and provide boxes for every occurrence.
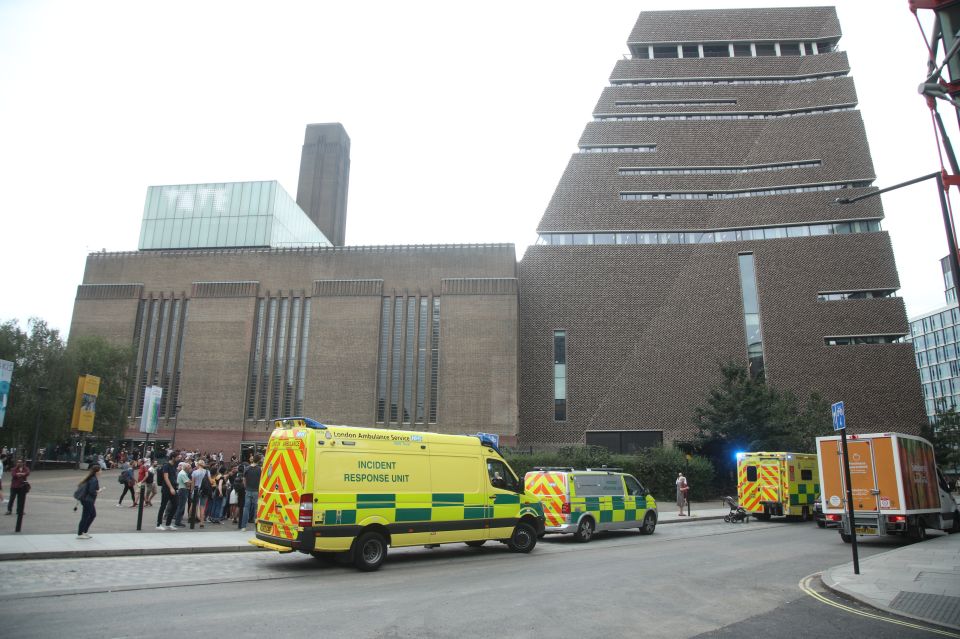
[273,416,327,429]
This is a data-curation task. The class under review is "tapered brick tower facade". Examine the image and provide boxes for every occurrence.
[519,7,926,449]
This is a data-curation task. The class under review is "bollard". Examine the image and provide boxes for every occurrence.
[14,491,26,532]
[136,483,146,531]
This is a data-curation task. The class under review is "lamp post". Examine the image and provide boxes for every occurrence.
[172,403,182,450]
[834,171,960,294]
[29,386,48,470]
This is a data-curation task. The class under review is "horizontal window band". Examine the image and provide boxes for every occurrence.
[825,335,906,346]
[613,99,737,107]
[818,290,897,301]
[537,220,881,246]
[580,145,656,153]
[594,105,856,121]
[619,160,821,176]
[620,181,872,201]
[610,72,848,87]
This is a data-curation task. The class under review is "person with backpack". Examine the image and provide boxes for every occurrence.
[117,461,137,507]
[74,463,102,539]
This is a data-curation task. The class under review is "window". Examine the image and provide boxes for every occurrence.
[681,45,699,58]
[653,45,679,58]
[755,43,777,56]
[780,42,803,56]
[746,466,758,482]
[703,44,729,57]
[246,295,310,422]
[624,475,645,496]
[801,469,813,480]
[738,253,765,379]
[573,474,623,497]
[596,105,857,122]
[554,330,567,421]
[377,295,440,425]
[733,43,753,56]
[487,459,519,492]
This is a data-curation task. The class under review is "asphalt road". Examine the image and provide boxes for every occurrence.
[0,518,950,638]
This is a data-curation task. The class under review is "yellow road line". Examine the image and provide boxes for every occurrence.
[799,574,960,637]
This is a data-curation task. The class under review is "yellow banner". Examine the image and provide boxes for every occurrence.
[71,375,101,432]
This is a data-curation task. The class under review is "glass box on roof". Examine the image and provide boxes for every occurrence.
[138,181,331,250]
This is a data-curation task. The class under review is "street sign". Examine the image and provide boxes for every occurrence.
[831,401,846,431]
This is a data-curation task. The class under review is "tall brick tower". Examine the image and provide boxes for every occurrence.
[296,123,351,246]
[519,7,926,450]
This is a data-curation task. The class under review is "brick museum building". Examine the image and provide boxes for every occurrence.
[69,7,926,454]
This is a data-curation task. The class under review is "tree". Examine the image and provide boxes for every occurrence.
[0,319,69,453]
[64,335,133,446]
[922,408,960,471]
[0,319,133,457]
[693,361,833,487]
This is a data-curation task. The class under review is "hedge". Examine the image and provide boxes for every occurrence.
[504,445,715,503]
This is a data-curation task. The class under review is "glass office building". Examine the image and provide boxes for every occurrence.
[138,181,331,250]
[909,256,960,422]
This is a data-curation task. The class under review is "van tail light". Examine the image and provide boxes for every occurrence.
[826,514,842,522]
[561,500,571,514]
[887,515,906,523]
[299,493,314,527]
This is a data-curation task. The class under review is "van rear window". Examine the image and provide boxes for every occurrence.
[746,466,758,482]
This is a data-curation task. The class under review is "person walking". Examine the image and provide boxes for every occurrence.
[156,454,179,530]
[676,472,689,516]
[240,455,261,531]
[0,453,5,507]
[5,458,30,516]
[117,461,137,507]
[144,459,157,506]
[76,463,102,539]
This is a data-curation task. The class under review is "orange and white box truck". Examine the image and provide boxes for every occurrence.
[816,432,959,542]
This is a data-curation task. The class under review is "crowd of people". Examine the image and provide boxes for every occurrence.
[66,448,264,539]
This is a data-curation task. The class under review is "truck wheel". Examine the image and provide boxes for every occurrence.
[352,531,388,571]
[465,540,486,547]
[639,511,657,535]
[908,522,928,542]
[574,517,595,542]
[507,521,537,553]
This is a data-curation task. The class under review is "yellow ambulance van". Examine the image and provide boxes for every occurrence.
[249,418,545,571]
[736,451,819,520]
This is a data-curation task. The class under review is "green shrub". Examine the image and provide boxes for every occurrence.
[504,446,715,503]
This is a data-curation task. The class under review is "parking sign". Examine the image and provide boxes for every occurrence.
[831,401,846,431]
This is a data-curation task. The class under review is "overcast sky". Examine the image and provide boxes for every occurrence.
[1,0,956,335]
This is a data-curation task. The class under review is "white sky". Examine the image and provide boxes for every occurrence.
[1,0,956,335]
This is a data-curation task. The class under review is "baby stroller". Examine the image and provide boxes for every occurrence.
[722,496,749,523]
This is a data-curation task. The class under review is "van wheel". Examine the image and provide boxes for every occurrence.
[573,517,595,542]
[816,520,826,529]
[507,522,537,553]
[465,540,486,547]
[839,531,852,543]
[639,512,657,535]
[800,507,810,522]
[353,531,388,571]
[950,510,960,534]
